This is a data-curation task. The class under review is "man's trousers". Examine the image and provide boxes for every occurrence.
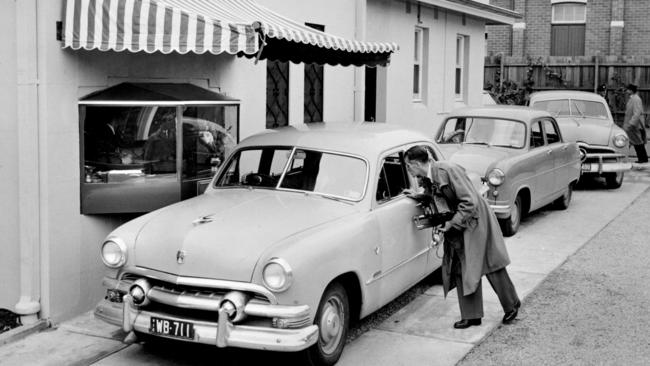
[455,267,519,319]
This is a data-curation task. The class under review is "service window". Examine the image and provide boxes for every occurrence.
[80,83,240,214]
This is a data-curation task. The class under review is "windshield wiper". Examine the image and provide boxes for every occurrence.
[491,144,519,148]
[572,102,586,118]
[303,191,353,205]
[463,141,491,146]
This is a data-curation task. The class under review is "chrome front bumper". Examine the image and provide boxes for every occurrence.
[95,276,318,352]
[582,154,632,174]
[490,204,511,218]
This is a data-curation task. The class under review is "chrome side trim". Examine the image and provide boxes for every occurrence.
[490,204,511,214]
[118,267,278,304]
[365,247,429,285]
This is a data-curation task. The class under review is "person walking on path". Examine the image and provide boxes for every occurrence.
[623,84,648,164]
[404,145,520,329]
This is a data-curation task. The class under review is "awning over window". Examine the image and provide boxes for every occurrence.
[62,0,399,66]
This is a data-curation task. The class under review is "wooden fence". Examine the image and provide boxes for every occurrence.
[484,60,650,124]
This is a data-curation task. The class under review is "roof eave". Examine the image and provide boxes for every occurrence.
[416,0,521,26]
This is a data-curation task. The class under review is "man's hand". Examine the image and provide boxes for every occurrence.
[198,131,215,146]
[437,221,454,232]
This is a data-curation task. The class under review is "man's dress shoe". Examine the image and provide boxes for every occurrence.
[502,300,521,324]
[453,318,482,329]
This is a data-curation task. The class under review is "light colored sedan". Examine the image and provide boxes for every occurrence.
[94,122,466,365]
[529,90,632,188]
[435,106,581,236]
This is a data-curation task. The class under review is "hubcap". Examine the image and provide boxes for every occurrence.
[510,200,520,228]
[319,297,344,354]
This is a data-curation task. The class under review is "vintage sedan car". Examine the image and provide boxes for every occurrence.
[435,106,581,236]
[94,122,477,365]
[529,90,632,188]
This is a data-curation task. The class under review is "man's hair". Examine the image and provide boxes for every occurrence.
[626,84,638,93]
[405,145,429,163]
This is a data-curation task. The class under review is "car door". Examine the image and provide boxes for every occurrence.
[529,120,556,208]
[372,148,431,300]
[541,118,570,195]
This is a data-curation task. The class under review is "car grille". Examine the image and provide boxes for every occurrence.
[120,273,272,323]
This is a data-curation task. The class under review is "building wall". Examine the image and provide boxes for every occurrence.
[622,0,650,57]
[3,0,494,322]
[488,0,650,59]
[0,0,20,311]
[369,0,489,135]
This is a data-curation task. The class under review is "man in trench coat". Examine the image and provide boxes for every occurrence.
[623,84,648,164]
[404,145,520,329]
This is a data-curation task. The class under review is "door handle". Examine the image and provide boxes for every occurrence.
[546,149,553,155]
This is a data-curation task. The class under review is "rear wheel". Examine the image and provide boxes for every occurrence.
[499,195,522,237]
[605,172,624,189]
[305,283,350,366]
[553,183,573,210]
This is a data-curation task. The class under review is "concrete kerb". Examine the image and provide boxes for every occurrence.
[0,319,50,347]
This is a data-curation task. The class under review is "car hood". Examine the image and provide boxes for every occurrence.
[438,144,519,176]
[556,117,612,145]
[133,189,358,281]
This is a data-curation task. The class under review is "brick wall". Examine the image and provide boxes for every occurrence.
[623,0,650,57]
[487,0,650,59]
[585,0,611,56]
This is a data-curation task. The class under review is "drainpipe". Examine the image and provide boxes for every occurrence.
[353,0,366,122]
[14,0,42,325]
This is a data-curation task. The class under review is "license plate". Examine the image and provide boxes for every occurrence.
[149,317,194,340]
[581,163,591,172]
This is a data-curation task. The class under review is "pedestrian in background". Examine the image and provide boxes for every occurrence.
[623,84,648,164]
[404,145,520,329]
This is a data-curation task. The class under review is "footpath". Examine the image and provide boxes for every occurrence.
[1,169,649,366]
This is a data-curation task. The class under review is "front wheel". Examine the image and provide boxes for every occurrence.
[605,172,624,189]
[499,195,522,237]
[305,282,350,366]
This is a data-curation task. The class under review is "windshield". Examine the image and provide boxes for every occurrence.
[438,117,527,148]
[532,99,609,119]
[215,147,367,200]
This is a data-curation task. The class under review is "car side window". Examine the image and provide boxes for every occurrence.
[530,121,545,148]
[376,152,409,203]
[542,120,560,144]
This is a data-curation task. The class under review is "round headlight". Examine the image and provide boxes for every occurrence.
[613,133,628,148]
[262,258,293,292]
[487,168,505,186]
[101,237,127,268]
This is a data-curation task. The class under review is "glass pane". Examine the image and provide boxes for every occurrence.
[570,100,608,119]
[532,100,571,116]
[455,68,462,94]
[216,147,291,188]
[83,106,177,184]
[438,117,472,144]
[462,118,526,148]
[279,149,366,200]
[543,120,560,144]
[181,106,238,180]
[413,65,420,94]
[456,37,462,65]
[530,122,544,148]
[414,29,420,61]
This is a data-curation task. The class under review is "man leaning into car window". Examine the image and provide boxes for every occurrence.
[404,145,521,329]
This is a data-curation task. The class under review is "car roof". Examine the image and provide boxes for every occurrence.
[237,122,431,158]
[529,90,606,102]
[446,105,551,122]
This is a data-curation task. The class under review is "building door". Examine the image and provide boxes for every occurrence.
[365,66,377,122]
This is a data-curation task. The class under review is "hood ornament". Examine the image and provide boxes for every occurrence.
[192,214,215,226]
[176,250,187,264]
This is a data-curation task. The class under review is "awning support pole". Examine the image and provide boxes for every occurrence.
[254,33,267,65]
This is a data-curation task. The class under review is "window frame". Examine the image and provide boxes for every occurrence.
[551,2,587,24]
[413,27,424,101]
[455,35,468,101]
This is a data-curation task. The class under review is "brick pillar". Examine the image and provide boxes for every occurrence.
[609,0,625,56]
[511,0,526,59]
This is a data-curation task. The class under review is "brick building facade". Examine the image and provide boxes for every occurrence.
[487,0,650,59]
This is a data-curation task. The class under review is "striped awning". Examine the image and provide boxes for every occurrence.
[62,0,399,66]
